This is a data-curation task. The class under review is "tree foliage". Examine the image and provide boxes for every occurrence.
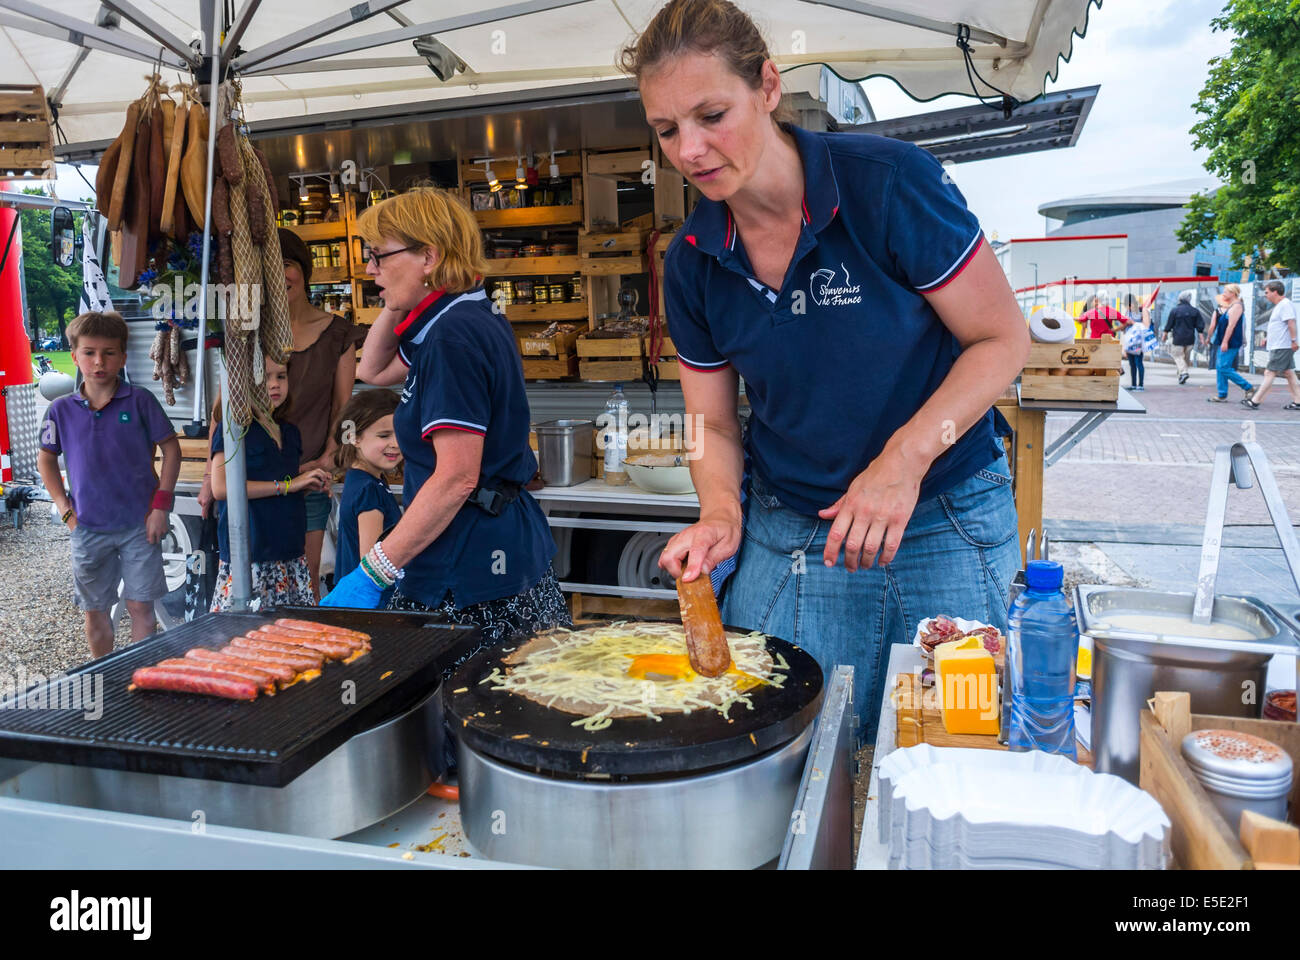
[11,186,87,344]
[1176,0,1300,273]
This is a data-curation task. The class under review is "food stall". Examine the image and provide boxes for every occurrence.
[12,2,1298,872]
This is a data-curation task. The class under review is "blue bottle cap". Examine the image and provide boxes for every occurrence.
[1025,560,1064,590]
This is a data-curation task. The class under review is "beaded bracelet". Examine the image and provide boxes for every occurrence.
[359,553,394,588]
[61,508,74,525]
[373,541,404,581]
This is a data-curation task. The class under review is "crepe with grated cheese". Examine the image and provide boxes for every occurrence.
[480,622,787,730]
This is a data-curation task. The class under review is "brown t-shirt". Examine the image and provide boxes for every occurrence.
[286,313,365,463]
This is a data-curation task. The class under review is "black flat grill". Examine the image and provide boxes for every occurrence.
[0,608,479,786]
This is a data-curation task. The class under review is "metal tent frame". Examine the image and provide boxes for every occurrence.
[2,0,1104,608]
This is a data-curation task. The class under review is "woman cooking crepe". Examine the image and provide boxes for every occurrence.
[636,0,1030,737]
[322,187,570,659]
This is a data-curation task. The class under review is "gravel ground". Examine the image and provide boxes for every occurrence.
[0,509,140,698]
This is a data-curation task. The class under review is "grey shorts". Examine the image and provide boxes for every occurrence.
[1267,348,1297,373]
[305,490,333,533]
[69,524,168,612]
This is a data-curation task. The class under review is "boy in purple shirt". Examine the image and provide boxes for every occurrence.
[37,311,181,658]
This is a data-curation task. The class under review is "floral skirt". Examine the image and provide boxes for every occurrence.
[210,557,315,612]
[388,565,572,678]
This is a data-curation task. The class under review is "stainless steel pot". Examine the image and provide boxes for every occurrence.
[0,687,444,839]
[534,419,593,487]
[1075,586,1298,784]
[458,724,813,869]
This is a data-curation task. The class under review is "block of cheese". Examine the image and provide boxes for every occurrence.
[934,636,1000,736]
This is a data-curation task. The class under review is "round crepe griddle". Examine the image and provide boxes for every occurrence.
[443,625,824,779]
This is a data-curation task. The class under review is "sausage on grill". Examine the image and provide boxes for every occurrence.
[131,666,258,701]
[256,627,359,658]
[274,618,370,639]
[186,648,295,684]
[158,659,275,695]
[219,645,321,674]
[232,635,326,666]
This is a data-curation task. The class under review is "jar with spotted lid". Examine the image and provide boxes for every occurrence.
[1181,729,1293,826]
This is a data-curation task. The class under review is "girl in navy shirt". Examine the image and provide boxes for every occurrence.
[331,390,404,599]
[210,356,332,611]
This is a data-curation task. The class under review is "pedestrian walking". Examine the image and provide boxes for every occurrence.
[1207,284,1255,403]
[1162,291,1203,384]
[1243,280,1300,410]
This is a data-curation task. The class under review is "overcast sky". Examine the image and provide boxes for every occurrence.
[47,0,1231,240]
[863,0,1232,241]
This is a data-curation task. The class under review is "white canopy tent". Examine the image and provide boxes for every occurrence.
[1,0,1103,609]
[5,0,1102,146]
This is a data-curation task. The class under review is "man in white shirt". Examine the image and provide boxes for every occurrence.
[1244,280,1300,410]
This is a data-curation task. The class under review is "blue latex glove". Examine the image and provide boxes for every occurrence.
[320,566,386,608]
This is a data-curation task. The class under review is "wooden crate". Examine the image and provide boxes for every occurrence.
[0,85,54,180]
[521,355,578,379]
[577,332,644,382]
[1019,339,1123,402]
[1140,692,1300,870]
[650,334,678,380]
[483,254,583,277]
[579,229,649,276]
[473,205,583,229]
[504,301,588,323]
[520,328,581,357]
[154,435,209,484]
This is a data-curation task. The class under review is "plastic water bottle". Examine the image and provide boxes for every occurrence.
[1006,560,1079,758]
[602,384,630,486]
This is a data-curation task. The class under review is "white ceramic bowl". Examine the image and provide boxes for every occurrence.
[622,454,695,495]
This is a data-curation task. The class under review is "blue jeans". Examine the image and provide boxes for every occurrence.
[1127,352,1144,387]
[1215,347,1252,397]
[720,454,1020,742]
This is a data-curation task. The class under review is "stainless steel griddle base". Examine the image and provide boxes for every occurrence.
[0,688,443,839]
[458,723,814,869]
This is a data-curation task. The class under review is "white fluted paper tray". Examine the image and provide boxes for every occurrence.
[885,762,1170,869]
[877,745,1085,845]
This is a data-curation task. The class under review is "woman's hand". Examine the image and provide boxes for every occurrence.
[290,468,331,494]
[320,566,385,608]
[659,514,742,582]
[818,447,927,571]
[197,474,214,518]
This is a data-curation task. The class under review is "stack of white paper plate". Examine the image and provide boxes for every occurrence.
[878,744,1170,869]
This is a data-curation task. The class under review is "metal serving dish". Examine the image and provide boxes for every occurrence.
[1075,586,1298,783]
[0,687,443,839]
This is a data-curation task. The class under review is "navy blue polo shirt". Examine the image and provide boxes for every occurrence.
[664,124,1004,516]
[211,420,307,563]
[393,287,555,608]
[335,467,403,581]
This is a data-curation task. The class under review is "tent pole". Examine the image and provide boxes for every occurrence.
[199,0,252,609]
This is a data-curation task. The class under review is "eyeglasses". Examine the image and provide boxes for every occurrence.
[366,244,420,268]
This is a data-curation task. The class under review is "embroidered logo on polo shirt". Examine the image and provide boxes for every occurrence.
[400,372,416,405]
[119,411,131,423]
[810,263,862,308]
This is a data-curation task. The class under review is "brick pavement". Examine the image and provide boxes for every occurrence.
[1044,358,1300,470]
[1040,356,1300,606]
